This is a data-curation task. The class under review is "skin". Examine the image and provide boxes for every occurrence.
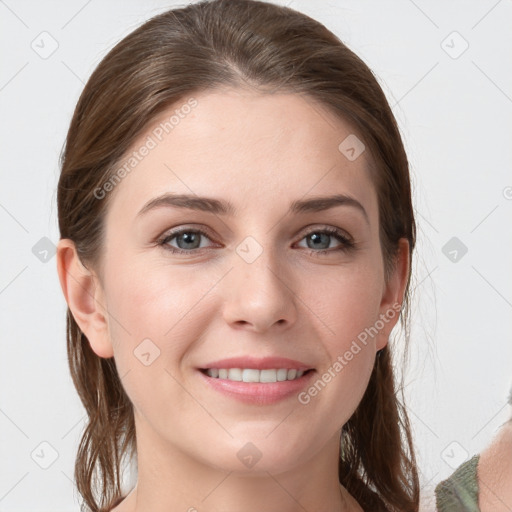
[478,419,512,511]
[57,87,409,512]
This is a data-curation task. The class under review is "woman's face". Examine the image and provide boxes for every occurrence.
[71,88,407,475]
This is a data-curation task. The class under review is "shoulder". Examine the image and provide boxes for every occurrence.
[435,454,480,512]
[477,421,512,512]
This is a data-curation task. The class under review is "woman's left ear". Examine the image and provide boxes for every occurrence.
[375,238,410,351]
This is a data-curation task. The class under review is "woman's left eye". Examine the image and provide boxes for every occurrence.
[296,227,355,254]
[157,227,355,255]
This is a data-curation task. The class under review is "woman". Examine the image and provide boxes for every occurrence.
[55,0,419,510]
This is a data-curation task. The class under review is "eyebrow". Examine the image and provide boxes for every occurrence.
[136,193,369,224]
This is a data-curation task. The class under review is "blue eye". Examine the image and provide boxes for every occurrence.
[157,226,355,256]
[298,227,355,254]
[159,228,213,254]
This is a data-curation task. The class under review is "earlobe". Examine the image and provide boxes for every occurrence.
[56,239,114,358]
[375,238,410,351]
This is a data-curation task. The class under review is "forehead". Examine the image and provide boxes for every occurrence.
[106,88,378,222]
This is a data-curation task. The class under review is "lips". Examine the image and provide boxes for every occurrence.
[197,364,316,405]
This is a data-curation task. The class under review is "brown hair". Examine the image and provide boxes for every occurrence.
[57,0,419,510]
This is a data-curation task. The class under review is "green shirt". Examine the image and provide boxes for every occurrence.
[435,454,480,512]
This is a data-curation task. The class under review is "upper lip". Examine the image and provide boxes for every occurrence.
[199,356,314,371]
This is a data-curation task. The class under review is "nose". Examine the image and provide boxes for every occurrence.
[222,246,298,333]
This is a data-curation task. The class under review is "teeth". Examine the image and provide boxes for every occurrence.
[276,368,288,381]
[205,368,307,382]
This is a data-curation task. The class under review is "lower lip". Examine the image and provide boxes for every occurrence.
[197,369,316,405]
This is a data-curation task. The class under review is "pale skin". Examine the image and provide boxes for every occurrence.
[57,87,410,512]
[478,419,512,511]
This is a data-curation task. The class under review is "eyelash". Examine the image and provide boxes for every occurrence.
[157,226,356,256]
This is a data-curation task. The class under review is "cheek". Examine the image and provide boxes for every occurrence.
[305,262,383,345]
[105,253,216,337]
[102,258,215,420]
[101,252,227,388]
[295,265,382,413]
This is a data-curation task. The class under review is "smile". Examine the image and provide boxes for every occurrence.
[197,368,316,405]
[200,368,311,382]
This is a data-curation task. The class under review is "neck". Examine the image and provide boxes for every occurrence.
[115,415,362,512]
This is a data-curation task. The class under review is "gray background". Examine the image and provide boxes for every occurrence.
[1,0,511,510]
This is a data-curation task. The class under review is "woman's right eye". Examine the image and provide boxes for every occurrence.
[158,228,214,254]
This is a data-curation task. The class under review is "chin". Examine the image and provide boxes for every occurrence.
[198,437,309,476]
